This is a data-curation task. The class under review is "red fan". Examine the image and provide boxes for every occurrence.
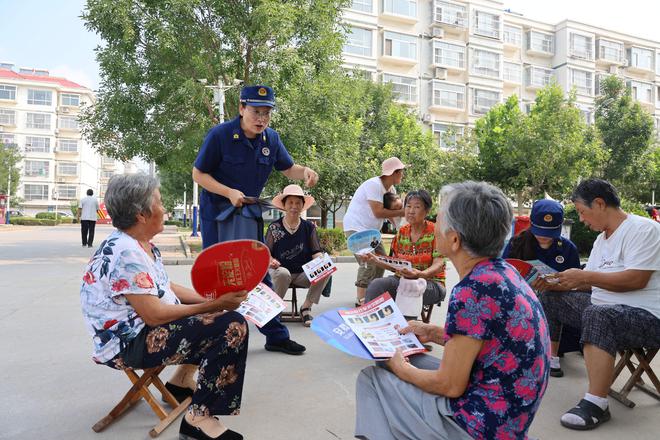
[191,240,271,300]
[505,258,534,279]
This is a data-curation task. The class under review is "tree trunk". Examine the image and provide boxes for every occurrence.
[320,207,328,229]
[516,191,525,216]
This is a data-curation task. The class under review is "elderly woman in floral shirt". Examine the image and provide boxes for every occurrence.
[80,174,247,440]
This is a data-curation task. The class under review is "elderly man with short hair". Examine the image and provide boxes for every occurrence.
[355,181,550,440]
[543,179,660,431]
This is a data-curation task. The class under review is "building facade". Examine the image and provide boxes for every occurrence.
[342,0,660,147]
[0,64,135,215]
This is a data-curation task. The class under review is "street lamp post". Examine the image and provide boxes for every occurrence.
[191,78,243,238]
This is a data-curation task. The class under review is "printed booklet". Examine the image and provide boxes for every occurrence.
[506,258,558,284]
[311,293,425,359]
[302,252,337,285]
[236,283,286,328]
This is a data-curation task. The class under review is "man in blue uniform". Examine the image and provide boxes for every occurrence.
[193,85,318,355]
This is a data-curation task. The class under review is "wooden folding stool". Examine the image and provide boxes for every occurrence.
[92,365,191,437]
[280,285,301,322]
[609,348,660,408]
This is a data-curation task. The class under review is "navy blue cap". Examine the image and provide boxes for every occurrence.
[239,85,275,108]
[530,199,564,238]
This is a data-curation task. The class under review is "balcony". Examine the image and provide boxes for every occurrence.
[381,1,418,24]
[525,66,553,90]
[432,1,467,35]
[428,80,466,114]
[526,31,554,57]
[626,47,654,74]
[596,39,625,65]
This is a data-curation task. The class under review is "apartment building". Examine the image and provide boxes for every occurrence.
[0,64,134,215]
[342,0,660,147]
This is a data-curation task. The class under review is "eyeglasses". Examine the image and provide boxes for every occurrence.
[246,107,273,120]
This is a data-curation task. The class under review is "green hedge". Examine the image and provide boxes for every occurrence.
[9,217,58,226]
[164,220,183,227]
[318,228,346,254]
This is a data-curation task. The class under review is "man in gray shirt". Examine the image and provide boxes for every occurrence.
[77,189,99,248]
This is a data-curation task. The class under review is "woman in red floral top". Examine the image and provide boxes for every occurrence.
[364,190,446,316]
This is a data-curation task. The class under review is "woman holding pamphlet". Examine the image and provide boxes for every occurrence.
[363,190,446,319]
[80,174,247,440]
[355,181,550,440]
[502,198,582,376]
[266,184,330,326]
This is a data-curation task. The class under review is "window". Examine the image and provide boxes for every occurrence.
[0,84,16,100]
[433,1,466,27]
[1,133,16,147]
[56,185,78,199]
[0,108,15,125]
[23,184,49,201]
[579,107,592,124]
[383,31,417,60]
[471,48,500,78]
[26,113,51,129]
[472,88,500,114]
[526,66,553,87]
[101,156,115,166]
[383,0,416,18]
[629,47,653,70]
[598,39,624,63]
[570,69,593,95]
[503,62,522,83]
[503,24,522,46]
[59,116,79,129]
[349,0,372,12]
[433,41,465,69]
[102,170,114,179]
[25,136,51,153]
[58,139,78,152]
[382,74,417,103]
[570,33,593,60]
[432,123,464,148]
[474,10,500,39]
[27,89,53,106]
[60,93,80,106]
[628,80,653,103]
[431,81,465,109]
[343,26,372,57]
[57,162,79,176]
[24,160,50,177]
[527,31,553,54]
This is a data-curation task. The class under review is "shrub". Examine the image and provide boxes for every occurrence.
[164,220,183,227]
[59,217,73,224]
[318,228,346,254]
[9,217,58,226]
[35,212,57,219]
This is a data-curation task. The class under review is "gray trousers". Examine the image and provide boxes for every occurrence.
[355,354,472,440]
[269,267,329,306]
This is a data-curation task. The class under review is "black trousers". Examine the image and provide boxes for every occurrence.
[81,220,96,246]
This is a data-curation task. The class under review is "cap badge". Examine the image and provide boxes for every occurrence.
[555,255,565,264]
[233,133,239,139]
[543,214,553,222]
[258,87,267,96]
[262,147,270,156]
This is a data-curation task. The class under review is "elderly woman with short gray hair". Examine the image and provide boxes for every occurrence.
[80,174,247,440]
[355,181,551,440]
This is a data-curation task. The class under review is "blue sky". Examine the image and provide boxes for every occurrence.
[1,0,659,91]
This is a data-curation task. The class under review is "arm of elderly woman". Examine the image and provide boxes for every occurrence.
[124,290,248,327]
[385,333,483,398]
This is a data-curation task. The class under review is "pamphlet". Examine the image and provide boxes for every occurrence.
[302,253,337,285]
[526,259,558,283]
[236,283,286,328]
[374,255,412,271]
[338,293,425,359]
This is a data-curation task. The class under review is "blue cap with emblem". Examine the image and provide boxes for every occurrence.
[530,199,564,238]
[240,85,275,108]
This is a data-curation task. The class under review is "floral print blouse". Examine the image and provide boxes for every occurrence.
[80,230,181,363]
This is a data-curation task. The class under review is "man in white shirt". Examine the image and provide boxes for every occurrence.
[343,157,406,305]
[78,189,100,248]
[541,179,660,431]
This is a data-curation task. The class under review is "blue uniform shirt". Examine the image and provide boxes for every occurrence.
[194,116,294,220]
[503,236,581,272]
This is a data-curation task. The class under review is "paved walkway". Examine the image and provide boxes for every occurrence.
[0,224,658,439]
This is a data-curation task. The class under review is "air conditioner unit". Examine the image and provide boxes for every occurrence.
[422,113,432,123]
[609,65,619,74]
[434,67,447,80]
[432,28,444,39]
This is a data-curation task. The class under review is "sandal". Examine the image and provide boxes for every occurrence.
[300,307,313,327]
[560,399,611,430]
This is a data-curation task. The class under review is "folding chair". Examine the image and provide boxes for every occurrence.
[280,285,301,322]
[608,348,660,408]
[92,365,191,437]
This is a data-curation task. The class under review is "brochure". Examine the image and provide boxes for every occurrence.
[302,252,337,285]
[337,293,426,359]
[374,255,412,271]
[506,258,558,284]
[235,283,286,328]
